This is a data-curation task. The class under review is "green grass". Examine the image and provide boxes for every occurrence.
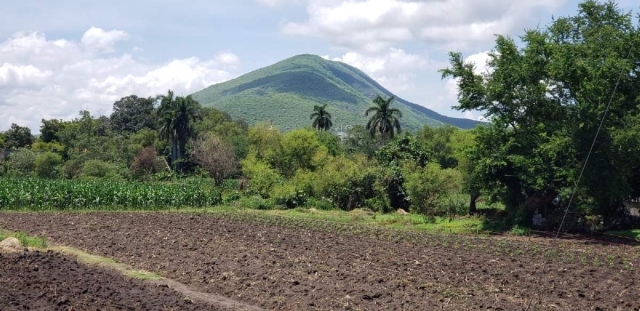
[0,229,47,248]
[215,206,487,234]
[607,229,640,240]
[51,245,163,281]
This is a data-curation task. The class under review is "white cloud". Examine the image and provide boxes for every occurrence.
[282,0,565,52]
[80,27,130,52]
[0,29,241,131]
[332,48,430,93]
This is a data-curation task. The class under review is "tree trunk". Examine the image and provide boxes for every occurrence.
[469,192,480,214]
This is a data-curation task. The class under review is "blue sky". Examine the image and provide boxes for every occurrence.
[0,0,637,131]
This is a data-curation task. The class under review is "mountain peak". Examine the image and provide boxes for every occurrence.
[191,54,481,131]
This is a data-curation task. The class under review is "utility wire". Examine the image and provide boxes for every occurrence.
[524,43,634,311]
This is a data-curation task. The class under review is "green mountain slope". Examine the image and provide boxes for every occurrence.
[192,54,481,131]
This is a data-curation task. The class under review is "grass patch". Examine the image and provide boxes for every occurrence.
[0,229,47,248]
[51,245,163,281]
[607,229,640,240]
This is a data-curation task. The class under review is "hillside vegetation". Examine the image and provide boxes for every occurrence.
[192,54,481,131]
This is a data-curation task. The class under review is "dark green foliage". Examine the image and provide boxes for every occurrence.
[440,0,640,225]
[40,119,66,143]
[34,152,63,179]
[192,54,480,131]
[110,95,156,134]
[310,104,333,131]
[5,148,36,177]
[81,160,123,180]
[4,123,34,149]
[365,96,402,145]
[157,91,202,170]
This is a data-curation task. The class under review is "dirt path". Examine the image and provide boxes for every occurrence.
[1,212,639,310]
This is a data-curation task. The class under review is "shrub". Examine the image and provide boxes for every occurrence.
[237,196,277,210]
[241,156,282,198]
[129,147,165,180]
[5,148,36,177]
[34,152,63,179]
[81,160,122,180]
[63,158,84,179]
[272,182,306,209]
[403,162,463,219]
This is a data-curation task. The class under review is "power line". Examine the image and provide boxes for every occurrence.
[524,43,634,311]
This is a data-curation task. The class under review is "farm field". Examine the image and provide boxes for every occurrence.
[0,250,221,310]
[1,211,639,310]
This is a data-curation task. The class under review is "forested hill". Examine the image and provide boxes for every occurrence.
[191,54,481,131]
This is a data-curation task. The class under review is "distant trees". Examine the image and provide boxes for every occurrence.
[40,119,65,143]
[110,95,156,134]
[310,104,333,131]
[191,133,238,185]
[4,123,34,149]
[365,96,402,145]
[157,90,202,170]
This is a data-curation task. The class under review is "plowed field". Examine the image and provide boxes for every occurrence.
[1,212,638,310]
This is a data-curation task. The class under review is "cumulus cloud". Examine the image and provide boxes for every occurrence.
[80,27,129,52]
[0,29,241,131]
[282,0,565,52]
[434,51,492,120]
[331,48,430,93]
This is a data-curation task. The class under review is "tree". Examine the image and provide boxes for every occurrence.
[440,0,640,225]
[4,123,34,149]
[365,96,402,145]
[35,152,63,179]
[310,104,333,131]
[129,146,165,180]
[157,90,202,170]
[40,119,66,143]
[110,95,156,134]
[191,133,238,185]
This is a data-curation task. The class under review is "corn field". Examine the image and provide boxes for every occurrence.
[0,178,221,210]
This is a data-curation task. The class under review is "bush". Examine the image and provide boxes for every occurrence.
[129,147,165,180]
[237,196,277,210]
[241,156,282,198]
[5,148,36,177]
[81,160,122,180]
[304,198,335,210]
[272,183,306,209]
[63,159,84,179]
[403,162,463,219]
[34,152,63,179]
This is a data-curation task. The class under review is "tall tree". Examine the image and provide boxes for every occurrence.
[4,123,34,149]
[365,95,402,145]
[110,95,156,134]
[157,90,201,170]
[40,119,66,143]
[310,104,333,131]
[440,0,640,225]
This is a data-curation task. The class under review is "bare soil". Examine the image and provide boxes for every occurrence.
[1,212,639,311]
[0,250,221,311]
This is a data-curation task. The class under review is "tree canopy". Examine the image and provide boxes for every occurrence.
[441,0,640,224]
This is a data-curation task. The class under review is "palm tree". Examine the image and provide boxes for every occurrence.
[157,90,201,170]
[365,95,402,145]
[310,104,333,131]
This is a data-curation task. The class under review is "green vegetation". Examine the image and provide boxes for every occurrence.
[0,178,221,210]
[0,230,47,248]
[191,54,480,131]
[1,1,639,235]
[607,229,640,240]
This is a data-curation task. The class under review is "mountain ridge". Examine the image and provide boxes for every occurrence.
[191,54,481,131]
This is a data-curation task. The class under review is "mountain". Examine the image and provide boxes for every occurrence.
[191,54,481,131]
